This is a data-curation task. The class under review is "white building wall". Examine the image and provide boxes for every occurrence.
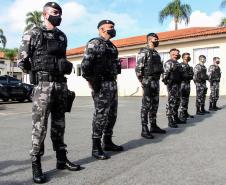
[67,36,226,96]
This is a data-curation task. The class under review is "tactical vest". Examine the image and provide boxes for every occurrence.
[89,37,120,77]
[181,63,194,81]
[168,60,182,83]
[196,64,207,81]
[142,48,163,78]
[31,27,67,73]
[210,65,221,81]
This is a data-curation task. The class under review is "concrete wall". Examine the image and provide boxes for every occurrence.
[67,36,226,96]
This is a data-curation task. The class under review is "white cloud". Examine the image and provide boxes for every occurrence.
[7,0,50,31]
[168,10,225,30]
[61,2,86,24]
[1,0,139,49]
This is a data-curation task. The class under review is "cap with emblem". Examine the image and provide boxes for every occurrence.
[44,2,62,14]
[97,20,115,29]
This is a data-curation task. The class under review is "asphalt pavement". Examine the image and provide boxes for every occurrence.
[0,96,226,185]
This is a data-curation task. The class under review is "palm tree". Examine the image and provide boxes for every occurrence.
[219,17,226,27]
[220,0,226,8]
[5,48,18,76]
[0,29,7,48]
[24,11,43,31]
[159,0,192,30]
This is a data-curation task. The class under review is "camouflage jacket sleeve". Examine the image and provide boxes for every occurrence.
[81,38,102,80]
[193,64,200,82]
[17,27,41,73]
[162,61,171,83]
[208,65,215,82]
[135,48,146,80]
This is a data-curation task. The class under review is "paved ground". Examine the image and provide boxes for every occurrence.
[0,96,226,185]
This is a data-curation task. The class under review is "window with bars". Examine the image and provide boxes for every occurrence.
[159,52,170,63]
[193,47,220,66]
[120,56,136,69]
[77,64,81,76]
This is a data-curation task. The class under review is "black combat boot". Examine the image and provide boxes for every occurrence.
[201,105,210,114]
[141,125,154,139]
[56,149,81,171]
[92,138,109,160]
[103,135,124,151]
[209,102,213,111]
[185,110,194,118]
[196,105,204,115]
[31,155,46,184]
[213,101,221,111]
[168,117,178,128]
[173,115,186,124]
[150,120,166,134]
[179,111,187,123]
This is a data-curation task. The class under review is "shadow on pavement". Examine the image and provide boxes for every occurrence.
[70,105,226,166]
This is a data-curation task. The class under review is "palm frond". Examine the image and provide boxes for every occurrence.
[220,0,226,8]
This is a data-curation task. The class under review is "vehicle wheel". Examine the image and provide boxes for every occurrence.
[17,98,25,103]
[2,98,9,102]
[28,93,33,102]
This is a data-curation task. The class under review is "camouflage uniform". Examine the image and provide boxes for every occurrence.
[81,37,120,139]
[135,47,163,129]
[17,25,69,156]
[208,64,221,104]
[162,59,183,123]
[179,63,194,119]
[193,64,208,111]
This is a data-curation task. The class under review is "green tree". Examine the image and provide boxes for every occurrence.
[219,17,226,27]
[220,0,226,8]
[0,29,7,48]
[159,0,192,30]
[24,11,43,31]
[4,48,18,76]
[218,1,226,27]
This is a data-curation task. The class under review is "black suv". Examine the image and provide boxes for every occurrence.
[0,75,34,102]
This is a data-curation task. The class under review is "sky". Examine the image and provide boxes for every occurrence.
[0,0,226,50]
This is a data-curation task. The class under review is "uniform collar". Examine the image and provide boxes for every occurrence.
[41,24,58,32]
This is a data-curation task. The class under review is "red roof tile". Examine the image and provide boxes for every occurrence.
[67,27,226,56]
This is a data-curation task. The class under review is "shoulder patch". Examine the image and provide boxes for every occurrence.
[22,34,31,41]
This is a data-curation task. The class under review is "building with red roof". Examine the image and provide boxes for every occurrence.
[66,27,226,96]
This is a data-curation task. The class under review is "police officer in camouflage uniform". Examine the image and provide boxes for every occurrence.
[81,20,123,160]
[162,48,185,128]
[179,53,194,122]
[193,55,210,115]
[208,57,221,111]
[17,2,80,183]
[135,33,166,139]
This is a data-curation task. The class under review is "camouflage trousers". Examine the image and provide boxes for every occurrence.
[166,83,181,118]
[209,81,219,103]
[141,79,160,125]
[30,81,68,156]
[179,81,191,112]
[92,80,118,138]
[195,82,207,107]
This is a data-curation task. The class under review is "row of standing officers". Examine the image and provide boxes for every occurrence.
[17,2,222,184]
[135,37,221,139]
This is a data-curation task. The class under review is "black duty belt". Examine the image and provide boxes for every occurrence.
[100,76,116,81]
[144,76,160,80]
[37,71,66,83]
[181,80,190,83]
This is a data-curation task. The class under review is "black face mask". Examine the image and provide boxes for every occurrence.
[107,29,116,38]
[176,54,181,60]
[48,15,62,27]
[187,56,191,62]
[152,41,159,47]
